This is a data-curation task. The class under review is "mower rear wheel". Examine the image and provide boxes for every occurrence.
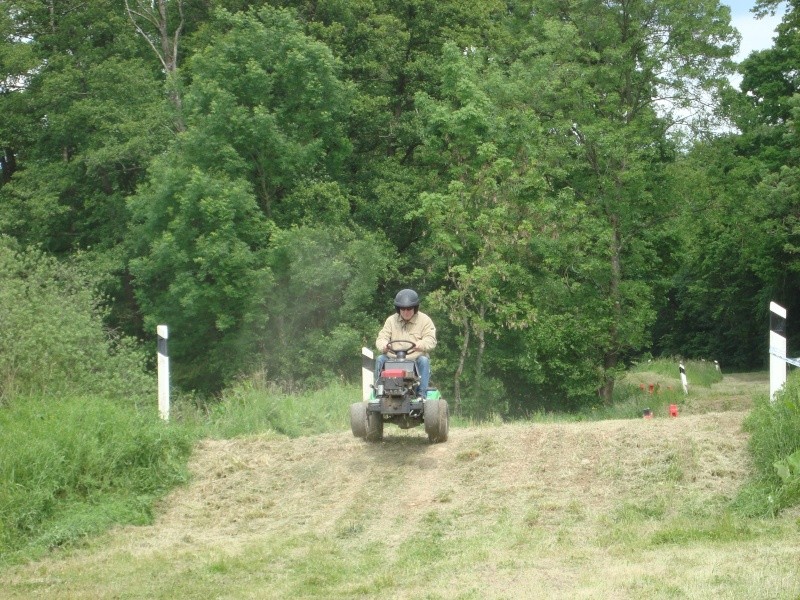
[350,402,368,438]
[424,399,449,443]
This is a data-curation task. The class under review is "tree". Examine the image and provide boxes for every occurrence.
[659,0,800,368]
[505,0,739,403]
[260,225,394,386]
[0,0,173,343]
[125,0,185,128]
[128,6,353,391]
[410,43,543,410]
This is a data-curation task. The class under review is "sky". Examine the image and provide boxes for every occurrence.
[724,0,785,63]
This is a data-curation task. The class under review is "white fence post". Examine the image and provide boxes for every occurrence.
[157,325,170,421]
[361,347,374,401]
[679,362,689,395]
[770,302,787,402]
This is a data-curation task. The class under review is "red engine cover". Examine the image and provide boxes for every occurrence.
[381,369,407,378]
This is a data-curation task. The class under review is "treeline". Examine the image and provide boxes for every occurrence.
[1,0,798,411]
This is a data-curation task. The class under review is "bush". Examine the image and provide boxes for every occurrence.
[0,395,195,562]
[0,238,152,402]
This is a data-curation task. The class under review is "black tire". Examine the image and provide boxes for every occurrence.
[424,399,449,443]
[365,407,384,442]
[350,402,368,438]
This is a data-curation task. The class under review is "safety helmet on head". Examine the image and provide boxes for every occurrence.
[394,288,420,310]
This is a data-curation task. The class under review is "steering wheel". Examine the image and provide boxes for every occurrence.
[386,340,417,355]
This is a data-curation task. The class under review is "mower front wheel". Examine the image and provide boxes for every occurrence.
[350,402,367,438]
[350,402,384,442]
[424,399,449,443]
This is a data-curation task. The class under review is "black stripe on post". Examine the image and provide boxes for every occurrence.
[679,364,686,375]
[158,334,168,358]
[771,310,787,336]
[362,351,374,372]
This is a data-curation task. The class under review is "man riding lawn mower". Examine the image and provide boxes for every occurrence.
[350,289,449,443]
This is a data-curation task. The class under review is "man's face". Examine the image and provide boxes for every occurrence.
[399,307,415,320]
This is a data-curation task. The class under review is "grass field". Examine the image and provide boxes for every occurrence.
[1,369,799,599]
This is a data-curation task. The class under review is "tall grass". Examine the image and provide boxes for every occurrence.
[205,373,356,439]
[0,396,195,564]
[736,371,800,516]
[631,357,723,387]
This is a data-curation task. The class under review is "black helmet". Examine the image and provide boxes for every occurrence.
[394,288,420,309]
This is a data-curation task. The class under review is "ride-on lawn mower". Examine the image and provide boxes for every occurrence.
[350,340,449,443]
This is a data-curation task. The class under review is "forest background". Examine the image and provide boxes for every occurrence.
[2,0,799,415]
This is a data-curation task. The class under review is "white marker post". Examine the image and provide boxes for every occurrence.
[361,347,374,401]
[679,362,689,395]
[770,302,787,402]
[157,325,170,421]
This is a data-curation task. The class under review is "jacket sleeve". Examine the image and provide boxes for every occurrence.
[375,316,393,353]
[416,315,437,353]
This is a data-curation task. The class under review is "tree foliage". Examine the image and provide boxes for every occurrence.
[1,0,795,410]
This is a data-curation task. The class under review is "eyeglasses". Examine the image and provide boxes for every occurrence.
[399,307,415,312]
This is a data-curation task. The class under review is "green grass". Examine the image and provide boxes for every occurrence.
[0,395,195,564]
[735,371,800,515]
[1,361,797,578]
[2,369,800,598]
[204,374,356,439]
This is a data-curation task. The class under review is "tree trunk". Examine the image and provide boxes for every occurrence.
[125,0,185,130]
[475,303,486,392]
[0,148,17,185]
[453,315,470,413]
[599,211,622,404]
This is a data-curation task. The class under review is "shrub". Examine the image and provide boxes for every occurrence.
[0,238,152,402]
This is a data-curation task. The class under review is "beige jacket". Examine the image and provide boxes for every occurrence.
[375,311,437,360]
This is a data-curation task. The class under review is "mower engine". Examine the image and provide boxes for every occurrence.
[375,362,423,420]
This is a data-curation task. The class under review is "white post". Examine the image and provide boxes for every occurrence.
[770,302,787,402]
[157,325,170,421]
[679,362,689,395]
[361,347,374,401]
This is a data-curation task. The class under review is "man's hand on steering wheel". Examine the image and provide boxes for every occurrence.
[385,339,417,354]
